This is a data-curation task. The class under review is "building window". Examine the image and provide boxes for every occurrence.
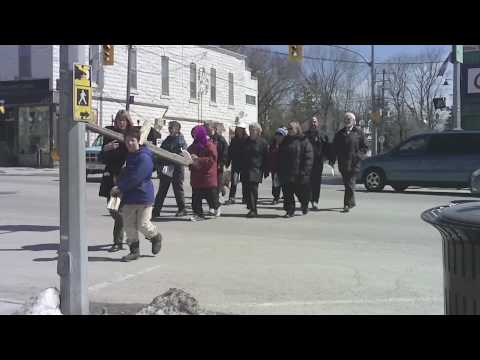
[246,95,256,105]
[190,63,197,99]
[130,46,137,90]
[161,56,169,96]
[210,68,216,103]
[228,72,234,106]
[18,45,32,78]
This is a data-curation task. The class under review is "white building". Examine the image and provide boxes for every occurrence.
[0,45,258,166]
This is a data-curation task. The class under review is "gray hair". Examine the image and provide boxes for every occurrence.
[345,112,356,122]
[249,123,262,131]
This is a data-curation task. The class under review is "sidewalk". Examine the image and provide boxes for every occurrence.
[0,299,23,315]
[0,167,59,177]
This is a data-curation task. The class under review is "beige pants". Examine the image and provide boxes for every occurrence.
[120,205,159,244]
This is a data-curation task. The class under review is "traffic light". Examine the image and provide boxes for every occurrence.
[288,45,304,61]
[0,100,5,115]
[102,45,114,65]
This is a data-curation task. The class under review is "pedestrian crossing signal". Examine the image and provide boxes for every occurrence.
[103,45,114,65]
[288,45,304,61]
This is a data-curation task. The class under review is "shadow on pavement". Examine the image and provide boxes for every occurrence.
[219,213,281,219]
[316,207,345,213]
[0,225,59,234]
[151,217,191,222]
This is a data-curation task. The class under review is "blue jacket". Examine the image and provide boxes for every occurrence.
[117,146,155,205]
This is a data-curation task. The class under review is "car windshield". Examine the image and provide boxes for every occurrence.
[396,136,428,154]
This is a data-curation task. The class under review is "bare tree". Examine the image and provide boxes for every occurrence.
[242,47,302,135]
[405,47,448,130]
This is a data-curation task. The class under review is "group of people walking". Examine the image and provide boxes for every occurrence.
[97,109,368,262]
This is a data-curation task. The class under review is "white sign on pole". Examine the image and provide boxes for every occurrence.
[378,135,385,144]
[467,68,480,94]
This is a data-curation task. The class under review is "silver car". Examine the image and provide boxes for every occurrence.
[359,131,480,194]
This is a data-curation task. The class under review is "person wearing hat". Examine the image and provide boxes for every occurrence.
[225,123,248,205]
[304,116,331,210]
[267,127,287,205]
[330,112,368,213]
[187,125,220,221]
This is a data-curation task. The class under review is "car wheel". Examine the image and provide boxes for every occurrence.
[391,185,408,192]
[364,168,385,192]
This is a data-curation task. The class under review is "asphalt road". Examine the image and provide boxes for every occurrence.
[0,168,473,314]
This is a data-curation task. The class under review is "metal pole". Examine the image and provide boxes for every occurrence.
[57,45,89,315]
[126,45,132,111]
[371,45,377,156]
[380,69,385,154]
[453,55,462,130]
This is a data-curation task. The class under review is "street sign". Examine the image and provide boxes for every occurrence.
[467,68,480,94]
[378,135,385,144]
[73,64,92,122]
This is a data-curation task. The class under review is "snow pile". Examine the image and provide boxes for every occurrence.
[136,288,209,315]
[14,288,62,315]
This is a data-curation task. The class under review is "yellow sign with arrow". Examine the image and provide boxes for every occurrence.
[73,64,93,122]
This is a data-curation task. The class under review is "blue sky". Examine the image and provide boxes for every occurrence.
[264,45,450,61]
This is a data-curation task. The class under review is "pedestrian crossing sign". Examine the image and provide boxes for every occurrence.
[73,63,93,122]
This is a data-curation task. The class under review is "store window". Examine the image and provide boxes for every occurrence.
[18,106,50,154]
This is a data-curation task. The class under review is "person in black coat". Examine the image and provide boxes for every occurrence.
[98,109,134,252]
[330,112,368,213]
[278,121,314,218]
[152,121,187,218]
[205,121,229,210]
[225,124,247,205]
[240,123,269,218]
[304,116,331,210]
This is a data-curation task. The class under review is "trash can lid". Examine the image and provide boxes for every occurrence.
[440,202,480,229]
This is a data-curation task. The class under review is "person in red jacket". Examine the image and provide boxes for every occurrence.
[267,127,287,205]
[187,125,219,221]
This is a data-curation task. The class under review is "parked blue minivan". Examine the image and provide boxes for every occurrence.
[359,131,480,194]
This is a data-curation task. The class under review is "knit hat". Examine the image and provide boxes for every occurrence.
[192,125,208,151]
[275,127,287,137]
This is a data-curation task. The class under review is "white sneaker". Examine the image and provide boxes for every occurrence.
[208,208,216,216]
[215,207,221,217]
[190,215,205,222]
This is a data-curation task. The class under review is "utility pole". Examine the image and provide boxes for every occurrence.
[380,68,386,154]
[452,45,462,130]
[126,45,132,111]
[57,45,89,315]
[371,45,377,156]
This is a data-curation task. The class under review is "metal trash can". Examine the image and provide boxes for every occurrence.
[422,200,480,314]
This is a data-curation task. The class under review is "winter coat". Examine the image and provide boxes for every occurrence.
[210,133,229,171]
[332,126,368,174]
[240,136,269,184]
[98,126,129,198]
[267,142,281,174]
[304,128,331,170]
[227,136,245,172]
[156,133,187,181]
[187,140,218,189]
[278,135,314,185]
[117,146,155,205]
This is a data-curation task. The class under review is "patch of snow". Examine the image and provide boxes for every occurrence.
[14,288,62,315]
